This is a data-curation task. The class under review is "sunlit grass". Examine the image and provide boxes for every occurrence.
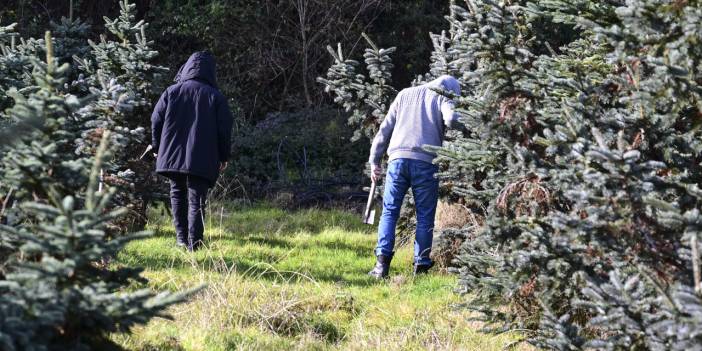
[112,204,528,350]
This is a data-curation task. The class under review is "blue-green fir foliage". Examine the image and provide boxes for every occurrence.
[323,0,702,349]
[318,33,397,142]
[426,0,702,349]
[73,0,168,229]
[0,4,196,350]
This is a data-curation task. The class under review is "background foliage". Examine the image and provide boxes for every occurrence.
[1,1,453,199]
[0,0,450,118]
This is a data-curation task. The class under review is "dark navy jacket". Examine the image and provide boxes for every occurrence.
[151,52,233,186]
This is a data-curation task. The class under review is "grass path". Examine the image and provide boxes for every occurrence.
[113,204,524,350]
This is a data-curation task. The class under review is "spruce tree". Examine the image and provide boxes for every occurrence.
[0,15,91,114]
[0,31,197,351]
[426,0,702,349]
[318,33,397,142]
[0,4,154,233]
[0,31,91,212]
[0,23,31,114]
[74,0,168,230]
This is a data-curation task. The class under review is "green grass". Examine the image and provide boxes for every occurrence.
[112,204,527,350]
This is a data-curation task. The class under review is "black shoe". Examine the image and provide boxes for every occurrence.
[413,262,434,276]
[188,239,204,252]
[176,235,187,248]
[368,254,393,279]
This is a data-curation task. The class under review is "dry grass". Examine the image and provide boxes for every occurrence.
[432,201,483,271]
[496,176,550,216]
[435,201,473,230]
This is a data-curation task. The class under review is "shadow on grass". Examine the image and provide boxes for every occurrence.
[129,252,377,287]
[147,230,373,260]
[133,205,380,287]
[242,236,372,258]
[150,207,372,239]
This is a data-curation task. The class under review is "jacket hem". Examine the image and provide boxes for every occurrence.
[388,150,435,164]
[156,168,216,184]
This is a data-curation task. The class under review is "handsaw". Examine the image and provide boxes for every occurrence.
[362,180,378,225]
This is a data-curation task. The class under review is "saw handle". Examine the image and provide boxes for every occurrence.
[363,181,377,223]
[139,144,154,160]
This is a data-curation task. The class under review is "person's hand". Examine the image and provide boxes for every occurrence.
[370,164,382,183]
[219,162,228,172]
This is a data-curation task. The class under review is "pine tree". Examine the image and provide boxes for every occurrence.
[0,3,155,234]
[0,15,91,120]
[318,33,397,142]
[51,16,92,66]
[74,0,168,230]
[0,31,91,211]
[0,31,197,351]
[0,23,32,114]
[424,0,465,81]
[425,0,702,349]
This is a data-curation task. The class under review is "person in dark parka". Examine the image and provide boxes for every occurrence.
[151,51,233,251]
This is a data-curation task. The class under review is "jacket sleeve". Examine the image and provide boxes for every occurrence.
[440,96,460,129]
[216,95,234,162]
[151,90,168,152]
[368,96,400,166]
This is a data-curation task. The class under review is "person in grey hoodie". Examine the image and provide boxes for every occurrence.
[368,75,461,279]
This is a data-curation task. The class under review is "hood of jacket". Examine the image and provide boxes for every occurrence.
[177,51,218,88]
[174,63,185,83]
[426,75,461,96]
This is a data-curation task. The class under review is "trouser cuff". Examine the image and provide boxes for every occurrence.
[374,248,394,258]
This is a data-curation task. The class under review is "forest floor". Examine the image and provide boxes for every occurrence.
[112,204,527,350]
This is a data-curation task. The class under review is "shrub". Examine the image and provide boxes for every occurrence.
[226,107,369,200]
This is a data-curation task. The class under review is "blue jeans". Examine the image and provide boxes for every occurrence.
[375,158,439,266]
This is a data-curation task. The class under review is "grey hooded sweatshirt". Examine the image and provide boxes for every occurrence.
[368,75,461,166]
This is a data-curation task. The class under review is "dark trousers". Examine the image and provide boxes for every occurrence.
[168,174,209,249]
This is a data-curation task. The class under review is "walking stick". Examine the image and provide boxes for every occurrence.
[362,180,378,225]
